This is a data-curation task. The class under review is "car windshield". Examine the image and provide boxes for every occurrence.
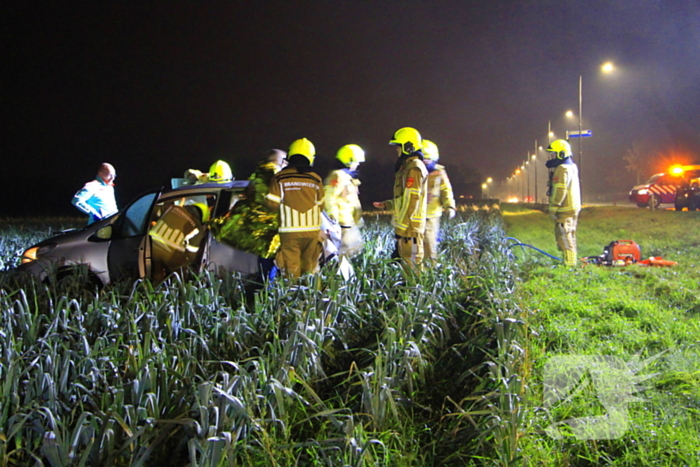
[645,174,663,184]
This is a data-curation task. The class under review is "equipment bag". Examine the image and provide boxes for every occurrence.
[603,240,641,264]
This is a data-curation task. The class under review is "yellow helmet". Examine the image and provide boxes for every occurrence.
[389,127,422,155]
[421,139,439,162]
[336,144,365,166]
[546,139,572,159]
[189,202,210,222]
[288,138,316,165]
[209,160,233,182]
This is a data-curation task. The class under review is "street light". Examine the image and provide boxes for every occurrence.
[531,152,538,203]
[572,61,615,203]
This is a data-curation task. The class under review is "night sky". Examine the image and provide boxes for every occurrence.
[4,1,700,216]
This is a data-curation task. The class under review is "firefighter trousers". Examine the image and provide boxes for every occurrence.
[396,233,425,267]
[277,233,322,279]
[554,216,578,266]
[423,217,441,261]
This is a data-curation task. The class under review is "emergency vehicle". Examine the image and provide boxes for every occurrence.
[628,173,679,209]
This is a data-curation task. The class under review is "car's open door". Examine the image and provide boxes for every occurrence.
[107,191,160,282]
[198,232,260,279]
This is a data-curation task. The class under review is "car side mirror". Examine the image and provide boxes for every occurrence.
[96,225,113,240]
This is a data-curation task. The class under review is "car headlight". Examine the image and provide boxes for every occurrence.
[21,247,39,264]
[637,189,648,195]
[20,244,56,264]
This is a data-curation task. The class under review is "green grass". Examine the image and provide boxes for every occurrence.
[503,204,700,466]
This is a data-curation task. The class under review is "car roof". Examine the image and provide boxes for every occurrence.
[164,180,250,195]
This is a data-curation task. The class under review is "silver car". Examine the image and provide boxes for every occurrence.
[19,181,265,286]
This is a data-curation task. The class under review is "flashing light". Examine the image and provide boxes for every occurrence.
[670,165,684,176]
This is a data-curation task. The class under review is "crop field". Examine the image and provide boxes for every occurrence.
[0,206,698,466]
[0,209,524,467]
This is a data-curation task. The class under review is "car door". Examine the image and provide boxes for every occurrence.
[197,187,260,279]
[107,191,160,282]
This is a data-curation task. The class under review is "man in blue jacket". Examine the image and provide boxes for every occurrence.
[72,163,118,224]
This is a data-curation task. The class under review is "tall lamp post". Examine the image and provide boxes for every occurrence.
[525,159,531,202]
[574,62,615,204]
[531,152,538,204]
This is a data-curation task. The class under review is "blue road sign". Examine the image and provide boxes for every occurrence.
[567,130,592,138]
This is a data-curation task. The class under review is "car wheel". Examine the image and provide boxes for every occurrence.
[51,266,103,292]
[648,194,661,210]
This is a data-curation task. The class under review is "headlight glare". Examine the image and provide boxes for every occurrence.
[21,247,39,264]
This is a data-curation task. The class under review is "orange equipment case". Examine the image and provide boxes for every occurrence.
[603,240,641,264]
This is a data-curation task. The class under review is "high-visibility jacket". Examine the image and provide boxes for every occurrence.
[384,155,428,238]
[266,166,325,236]
[72,178,118,224]
[324,168,362,226]
[549,160,581,220]
[426,164,456,218]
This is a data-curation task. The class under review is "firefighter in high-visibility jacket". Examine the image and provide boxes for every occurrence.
[266,138,325,278]
[421,139,456,260]
[546,139,581,267]
[373,127,428,266]
[324,144,365,257]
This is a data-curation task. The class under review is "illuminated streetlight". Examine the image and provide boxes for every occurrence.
[565,110,574,118]
[601,61,614,73]
[531,153,538,203]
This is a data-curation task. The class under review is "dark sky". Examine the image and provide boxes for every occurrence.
[4,1,700,215]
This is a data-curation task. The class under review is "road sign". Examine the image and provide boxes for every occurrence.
[567,130,592,138]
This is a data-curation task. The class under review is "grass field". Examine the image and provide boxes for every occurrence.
[0,206,698,466]
[503,204,700,466]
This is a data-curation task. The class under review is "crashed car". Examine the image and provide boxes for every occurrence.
[19,180,343,286]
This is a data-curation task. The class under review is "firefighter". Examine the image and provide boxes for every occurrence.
[546,139,581,267]
[372,127,428,266]
[72,162,118,225]
[324,144,366,257]
[266,138,325,279]
[213,149,287,260]
[208,160,234,183]
[150,202,208,281]
[421,139,456,260]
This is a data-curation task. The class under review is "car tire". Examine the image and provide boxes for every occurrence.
[51,267,103,292]
[648,194,661,210]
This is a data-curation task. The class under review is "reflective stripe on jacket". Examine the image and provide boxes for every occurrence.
[266,167,325,234]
